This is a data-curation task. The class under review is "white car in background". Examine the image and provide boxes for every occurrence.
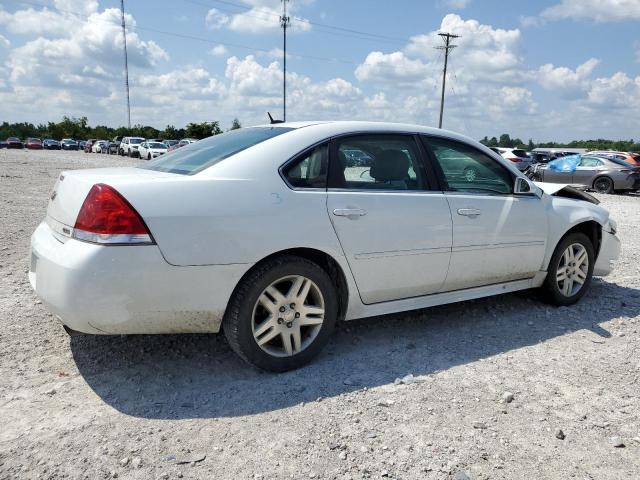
[30,121,620,371]
[119,136,146,157]
[91,140,107,153]
[138,141,168,160]
[490,147,532,171]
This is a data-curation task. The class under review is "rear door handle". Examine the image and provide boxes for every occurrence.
[457,208,481,218]
[333,208,367,218]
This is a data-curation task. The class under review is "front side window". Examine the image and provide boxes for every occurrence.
[425,137,513,194]
[329,134,426,191]
[142,127,293,175]
[282,144,328,189]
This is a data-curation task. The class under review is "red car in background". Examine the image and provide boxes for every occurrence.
[25,138,43,150]
[6,137,24,149]
[84,139,97,153]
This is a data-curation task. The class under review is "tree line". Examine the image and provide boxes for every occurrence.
[480,133,640,152]
[1,118,638,151]
[0,116,243,141]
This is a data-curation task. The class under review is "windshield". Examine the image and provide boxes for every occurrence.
[130,138,144,144]
[141,127,293,175]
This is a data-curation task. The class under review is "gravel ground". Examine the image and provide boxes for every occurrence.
[1,149,639,480]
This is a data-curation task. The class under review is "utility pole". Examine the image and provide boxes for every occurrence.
[436,32,459,129]
[280,0,290,122]
[120,0,131,129]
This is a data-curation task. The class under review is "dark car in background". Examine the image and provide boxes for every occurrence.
[43,139,61,150]
[163,139,179,149]
[78,140,87,151]
[25,138,43,150]
[6,137,23,149]
[61,139,79,151]
[0,141,7,149]
[107,136,122,154]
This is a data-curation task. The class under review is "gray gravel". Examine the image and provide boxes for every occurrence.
[1,149,639,479]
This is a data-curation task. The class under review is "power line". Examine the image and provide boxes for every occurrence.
[7,0,360,66]
[435,32,459,129]
[120,0,131,129]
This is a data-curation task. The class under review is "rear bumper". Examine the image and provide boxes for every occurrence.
[593,230,621,276]
[29,222,250,334]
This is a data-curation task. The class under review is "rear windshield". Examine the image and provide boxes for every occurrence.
[141,127,293,175]
[512,149,529,158]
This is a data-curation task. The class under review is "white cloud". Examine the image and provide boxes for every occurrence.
[445,0,472,9]
[208,45,229,57]
[537,58,600,97]
[205,0,311,34]
[0,34,10,48]
[355,52,430,85]
[541,0,640,22]
[205,8,229,30]
[587,72,640,107]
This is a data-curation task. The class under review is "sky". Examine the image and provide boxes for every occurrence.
[0,0,639,141]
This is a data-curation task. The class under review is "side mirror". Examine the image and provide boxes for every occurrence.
[514,177,535,195]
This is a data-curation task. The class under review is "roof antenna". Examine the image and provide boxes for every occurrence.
[268,112,284,124]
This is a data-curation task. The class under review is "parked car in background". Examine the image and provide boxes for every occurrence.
[0,141,7,149]
[530,155,640,193]
[490,147,531,171]
[168,138,198,152]
[6,137,24,149]
[530,148,588,164]
[43,139,61,150]
[84,139,96,153]
[588,151,640,167]
[26,138,43,150]
[91,141,107,153]
[138,141,168,160]
[163,139,179,149]
[107,136,122,155]
[61,139,79,151]
[78,140,87,151]
[29,121,620,371]
[119,137,145,157]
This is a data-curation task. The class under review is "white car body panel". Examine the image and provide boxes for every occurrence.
[29,121,621,335]
[138,143,168,159]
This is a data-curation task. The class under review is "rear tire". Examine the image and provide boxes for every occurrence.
[593,176,613,194]
[223,255,338,372]
[539,232,594,306]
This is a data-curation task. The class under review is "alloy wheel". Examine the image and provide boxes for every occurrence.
[251,275,325,357]
[556,243,589,297]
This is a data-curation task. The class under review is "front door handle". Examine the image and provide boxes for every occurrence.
[457,208,481,218]
[333,208,367,218]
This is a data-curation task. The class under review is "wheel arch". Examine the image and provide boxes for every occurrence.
[546,220,602,271]
[225,247,350,325]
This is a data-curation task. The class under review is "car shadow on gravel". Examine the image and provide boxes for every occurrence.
[70,278,638,419]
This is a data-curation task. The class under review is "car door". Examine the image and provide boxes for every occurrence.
[326,133,452,304]
[572,156,603,187]
[422,136,547,291]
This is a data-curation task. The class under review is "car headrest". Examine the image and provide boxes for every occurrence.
[370,149,410,181]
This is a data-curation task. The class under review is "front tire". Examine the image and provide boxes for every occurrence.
[539,232,594,306]
[223,255,338,372]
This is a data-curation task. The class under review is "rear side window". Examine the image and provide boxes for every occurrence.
[283,144,328,189]
[579,157,604,167]
[142,127,293,175]
[425,137,513,194]
[512,149,529,158]
[329,134,427,191]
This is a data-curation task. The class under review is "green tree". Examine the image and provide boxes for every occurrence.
[528,139,535,151]
[498,133,513,148]
[230,118,242,130]
[185,121,223,139]
[488,137,498,147]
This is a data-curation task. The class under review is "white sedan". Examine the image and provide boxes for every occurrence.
[30,121,620,371]
[91,140,107,153]
[138,141,168,160]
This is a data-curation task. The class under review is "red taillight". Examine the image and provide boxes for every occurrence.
[73,184,153,245]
